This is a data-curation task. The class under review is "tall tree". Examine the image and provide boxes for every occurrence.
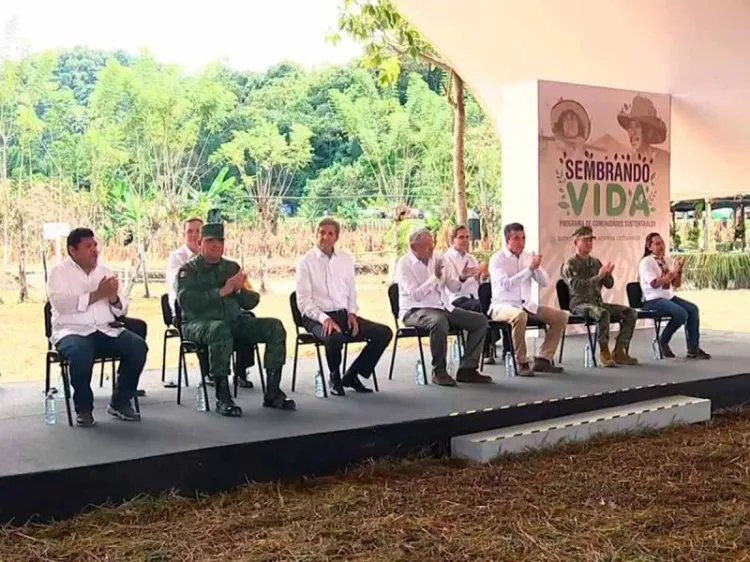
[333,0,470,225]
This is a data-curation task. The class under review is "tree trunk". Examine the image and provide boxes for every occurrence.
[452,72,467,226]
[17,212,27,302]
[139,242,151,298]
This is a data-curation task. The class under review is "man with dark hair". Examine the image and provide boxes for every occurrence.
[561,226,638,367]
[296,217,393,395]
[489,222,568,376]
[443,225,496,363]
[47,227,148,426]
[177,223,295,416]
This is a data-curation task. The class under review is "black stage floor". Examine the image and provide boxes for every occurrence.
[1,330,749,523]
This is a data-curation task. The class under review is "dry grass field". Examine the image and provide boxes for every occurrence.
[2,408,750,561]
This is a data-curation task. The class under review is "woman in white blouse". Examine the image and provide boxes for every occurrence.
[638,232,710,359]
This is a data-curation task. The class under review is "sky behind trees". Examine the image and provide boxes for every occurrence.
[1,0,362,71]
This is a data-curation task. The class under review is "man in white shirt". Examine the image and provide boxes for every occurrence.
[443,224,497,363]
[296,218,393,396]
[166,217,203,316]
[396,228,490,386]
[47,228,148,427]
[489,222,568,376]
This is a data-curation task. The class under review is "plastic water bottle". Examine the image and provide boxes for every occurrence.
[527,337,538,360]
[583,344,592,368]
[451,339,461,363]
[314,371,325,397]
[415,360,426,386]
[651,338,661,359]
[504,352,513,376]
[44,391,57,425]
[196,383,207,412]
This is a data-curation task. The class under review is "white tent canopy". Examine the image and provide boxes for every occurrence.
[393,0,750,201]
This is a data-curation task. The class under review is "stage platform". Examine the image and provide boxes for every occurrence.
[1,330,749,524]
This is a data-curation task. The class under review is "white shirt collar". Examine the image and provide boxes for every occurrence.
[313,246,336,259]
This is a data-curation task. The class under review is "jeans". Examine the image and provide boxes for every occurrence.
[642,295,700,350]
[56,329,148,413]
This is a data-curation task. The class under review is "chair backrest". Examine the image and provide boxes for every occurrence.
[43,301,52,341]
[289,292,305,329]
[160,294,173,327]
[626,281,644,308]
[478,282,492,315]
[556,279,571,311]
[387,284,400,322]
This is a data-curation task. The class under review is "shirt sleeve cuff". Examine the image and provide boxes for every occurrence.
[317,312,330,324]
[77,293,90,312]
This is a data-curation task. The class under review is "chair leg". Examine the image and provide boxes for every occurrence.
[161,332,169,383]
[62,365,73,427]
[133,392,140,413]
[585,325,598,367]
[291,340,300,392]
[502,326,519,376]
[559,329,566,364]
[315,344,328,398]
[416,336,428,384]
[343,342,348,374]
[388,335,398,381]
[177,347,184,405]
[256,345,266,394]
[232,351,238,399]
[111,359,116,393]
[45,357,52,395]
[199,352,211,413]
[654,318,664,359]
[372,367,379,392]
[183,352,191,387]
[99,360,105,388]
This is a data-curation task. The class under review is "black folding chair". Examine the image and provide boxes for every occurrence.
[289,292,379,394]
[44,302,141,427]
[625,282,672,359]
[386,283,464,384]
[555,279,602,366]
[477,282,547,374]
[160,294,182,386]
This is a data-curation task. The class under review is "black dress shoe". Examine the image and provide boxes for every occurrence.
[76,411,95,427]
[342,372,373,393]
[235,377,254,389]
[329,372,346,396]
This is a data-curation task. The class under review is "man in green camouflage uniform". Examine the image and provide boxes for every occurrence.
[560,226,638,367]
[177,223,295,416]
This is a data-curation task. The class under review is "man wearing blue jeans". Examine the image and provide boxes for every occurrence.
[47,228,149,426]
[638,232,710,359]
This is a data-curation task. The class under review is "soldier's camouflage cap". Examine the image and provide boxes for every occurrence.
[572,225,596,239]
[201,223,224,240]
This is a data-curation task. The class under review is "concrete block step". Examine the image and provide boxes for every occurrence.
[451,395,710,463]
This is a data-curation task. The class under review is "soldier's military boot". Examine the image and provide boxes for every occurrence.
[263,369,296,410]
[614,343,638,365]
[599,343,617,368]
[215,377,243,417]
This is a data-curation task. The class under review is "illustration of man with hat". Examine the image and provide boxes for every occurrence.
[560,226,638,368]
[177,223,295,416]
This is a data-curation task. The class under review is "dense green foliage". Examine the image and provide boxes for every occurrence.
[0,47,501,247]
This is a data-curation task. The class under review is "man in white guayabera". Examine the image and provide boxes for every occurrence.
[47,228,148,427]
[395,228,490,387]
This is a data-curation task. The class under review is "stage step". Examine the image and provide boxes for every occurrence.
[451,395,711,463]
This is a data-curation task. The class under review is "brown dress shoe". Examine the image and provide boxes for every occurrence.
[456,368,493,383]
[599,343,617,368]
[532,357,564,373]
[517,362,534,376]
[614,343,638,365]
[432,372,457,386]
